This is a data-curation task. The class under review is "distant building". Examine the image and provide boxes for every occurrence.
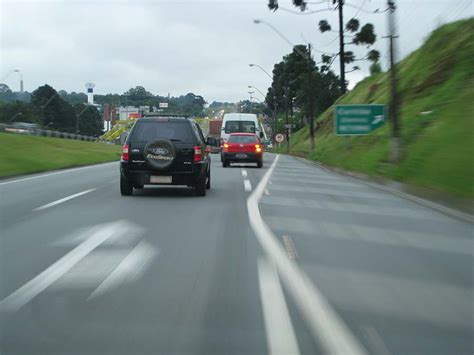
[118,106,152,120]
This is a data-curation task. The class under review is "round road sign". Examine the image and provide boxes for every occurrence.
[275,133,285,143]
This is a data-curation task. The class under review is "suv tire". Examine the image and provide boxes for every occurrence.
[222,160,229,168]
[206,168,211,190]
[195,176,207,196]
[120,176,133,196]
[257,160,263,168]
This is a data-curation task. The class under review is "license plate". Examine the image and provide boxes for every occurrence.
[236,153,247,159]
[150,176,172,184]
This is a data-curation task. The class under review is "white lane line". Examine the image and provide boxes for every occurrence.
[242,169,248,178]
[247,155,367,355]
[244,179,252,192]
[362,325,391,355]
[0,161,117,186]
[0,220,130,313]
[88,240,158,300]
[282,236,298,260]
[258,257,301,355]
[33,189,96,211]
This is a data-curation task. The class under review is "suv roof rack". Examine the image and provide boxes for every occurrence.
[142,113,189,118]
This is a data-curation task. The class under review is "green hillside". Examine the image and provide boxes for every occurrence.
[283,19,474,198]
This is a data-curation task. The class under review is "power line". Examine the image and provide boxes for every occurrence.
[278,6,332,15]
[349,0,368,19]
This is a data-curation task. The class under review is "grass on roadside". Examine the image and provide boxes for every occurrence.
[0,133,121,178]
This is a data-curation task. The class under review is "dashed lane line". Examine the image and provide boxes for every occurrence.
[244,179,252,192]
[33,189,96,211]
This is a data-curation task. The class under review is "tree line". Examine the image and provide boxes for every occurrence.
[0,84,208,135]
[0,84,103,136]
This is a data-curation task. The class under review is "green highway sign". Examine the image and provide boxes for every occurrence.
[334,104,386,135]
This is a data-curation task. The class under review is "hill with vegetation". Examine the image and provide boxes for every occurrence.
[282,18,473,198]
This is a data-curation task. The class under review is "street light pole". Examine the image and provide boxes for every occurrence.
[248,91,254,113]
[248,64,273,80]
[249,85,278,145]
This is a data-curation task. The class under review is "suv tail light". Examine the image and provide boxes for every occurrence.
[223,143,229,151]
[122,144,129,161]
[255,144,262,153]
[194,146,203,162]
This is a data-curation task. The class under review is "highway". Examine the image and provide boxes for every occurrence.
[0,153,472,355]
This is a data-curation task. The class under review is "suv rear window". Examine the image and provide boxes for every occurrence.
[224,120,256,134]
[129,121,192,142]
[228,135,257,143]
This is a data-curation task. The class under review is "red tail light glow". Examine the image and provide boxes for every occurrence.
[255,144,262,153]
[122,144,129,161]
[194,146,203,162]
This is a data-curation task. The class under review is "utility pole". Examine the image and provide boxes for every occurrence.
[307,43,316,150]
[284,85,290,153]
[272,96,278,148]
[337,0,346,94]
[385,0,401,163]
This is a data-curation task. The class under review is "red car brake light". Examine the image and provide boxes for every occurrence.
[122,144,129,161]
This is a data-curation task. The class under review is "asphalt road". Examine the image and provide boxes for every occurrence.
[0,153,472,355]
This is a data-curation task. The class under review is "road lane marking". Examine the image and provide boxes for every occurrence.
[362,326,391,355]
[242,169,248,178]
[0,220,132,313]
[258,257,301,355]
[244,179,252,192]
[264,216,473,256]
[33,189,96,211]
[282,236,298,260]
[0,162,117,186]
[294,156,474,223]
[88,240,157,300]
[247,155,367,355]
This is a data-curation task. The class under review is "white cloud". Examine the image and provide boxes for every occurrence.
[1,0,471,101]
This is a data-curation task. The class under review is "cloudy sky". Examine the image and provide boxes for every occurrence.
[1,0,472,102]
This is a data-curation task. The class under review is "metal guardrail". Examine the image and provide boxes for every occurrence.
[0,123,100,142]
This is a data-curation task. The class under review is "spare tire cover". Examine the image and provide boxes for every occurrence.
[144,138,176,170]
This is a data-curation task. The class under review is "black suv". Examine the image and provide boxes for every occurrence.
[120,116,211,196]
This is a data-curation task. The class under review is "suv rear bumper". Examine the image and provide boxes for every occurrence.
[222,152,262,162]
[120,162,207,186]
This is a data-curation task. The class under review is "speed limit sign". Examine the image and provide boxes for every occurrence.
[275,133,285,143]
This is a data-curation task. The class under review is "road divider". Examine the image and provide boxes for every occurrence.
[247,154,367,355]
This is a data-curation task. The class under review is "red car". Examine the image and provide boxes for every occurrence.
[221,133,263,168]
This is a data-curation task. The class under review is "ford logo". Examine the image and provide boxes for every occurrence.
[151,147,169,155]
